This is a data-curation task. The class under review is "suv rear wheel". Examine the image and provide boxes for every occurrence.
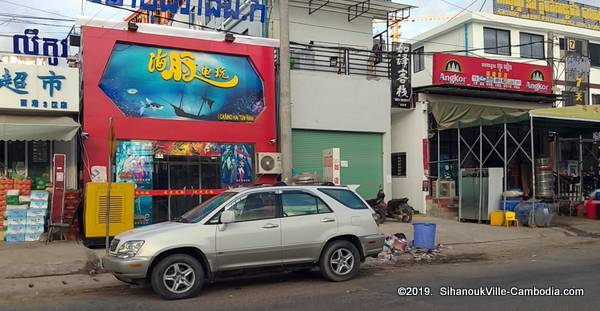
[150,254,204,300]
[319,240,360,282]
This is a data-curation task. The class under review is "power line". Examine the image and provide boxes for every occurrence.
[0,0,75,19]
[0,18,74,28]
[0,13,75,22]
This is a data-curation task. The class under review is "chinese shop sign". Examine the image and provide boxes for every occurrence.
[0,63,79,112]
[391,43,412,108]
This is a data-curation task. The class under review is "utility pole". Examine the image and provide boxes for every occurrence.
[278,0,292,183]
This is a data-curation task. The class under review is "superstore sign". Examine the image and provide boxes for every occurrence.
[432,54,553,94]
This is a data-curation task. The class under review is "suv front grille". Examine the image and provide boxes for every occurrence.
[109,239,120,252]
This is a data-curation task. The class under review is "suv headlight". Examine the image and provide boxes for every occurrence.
[115,240,145,259]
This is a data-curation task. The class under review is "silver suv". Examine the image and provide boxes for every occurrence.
[103,186,384,300]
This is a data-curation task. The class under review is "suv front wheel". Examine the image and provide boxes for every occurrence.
[319,240,360,282]
[150,254,205,300]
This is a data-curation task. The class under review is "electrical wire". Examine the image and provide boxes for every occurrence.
[0,0,75,19]
[0,13,75,22]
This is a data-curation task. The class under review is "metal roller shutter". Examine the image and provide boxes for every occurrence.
[292,129,383,198]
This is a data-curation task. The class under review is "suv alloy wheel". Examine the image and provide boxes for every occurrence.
[151,254,205,300]
[319,240,361,282]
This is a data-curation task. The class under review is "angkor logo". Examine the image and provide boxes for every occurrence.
[530,70,544,81]
[444,60,462,73]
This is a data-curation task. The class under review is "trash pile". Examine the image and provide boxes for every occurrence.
[376,233,444,264]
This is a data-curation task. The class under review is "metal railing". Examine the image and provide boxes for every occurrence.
[277,42,393,78]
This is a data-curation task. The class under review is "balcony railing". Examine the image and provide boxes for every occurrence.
[278,42,393,79]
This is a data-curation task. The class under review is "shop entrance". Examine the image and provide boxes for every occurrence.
[152,156,221,223]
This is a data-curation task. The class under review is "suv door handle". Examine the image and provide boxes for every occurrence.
[262,223,279,229]
[321,217,335,223]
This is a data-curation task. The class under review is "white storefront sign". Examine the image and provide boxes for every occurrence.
[0,63,79,113]
[323,148,341,185]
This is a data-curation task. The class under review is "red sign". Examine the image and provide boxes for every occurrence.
[432,54,552,94]
[135,189,226,197]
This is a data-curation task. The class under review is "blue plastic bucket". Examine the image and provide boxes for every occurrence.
[413,223,436,250]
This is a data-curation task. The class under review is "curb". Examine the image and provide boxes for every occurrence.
[0,273,126,301]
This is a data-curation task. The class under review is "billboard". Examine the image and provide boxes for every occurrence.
[100,43,265,122]
[432,54,553,94]
[493,0,600,32]
[0,62,79,112]
[391,43,412,108]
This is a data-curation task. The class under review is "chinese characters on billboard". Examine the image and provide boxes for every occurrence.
[432,54,553,94]
[391,43,412,108]
[0,63,79,112]
[99,43,265,123]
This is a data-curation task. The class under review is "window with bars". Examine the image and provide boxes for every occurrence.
[391,152,407,177]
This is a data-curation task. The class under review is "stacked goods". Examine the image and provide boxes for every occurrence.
[64,190,81,240]
[26,191,49,242]
[31,177,47,191]
[3,179,47,242]
[14,179,32,196]
[0,178,10,241]
[4,205,27,243]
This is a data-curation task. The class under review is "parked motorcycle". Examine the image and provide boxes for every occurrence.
[366,188,414,224]
[366,188,387,225]
[387,198,414,223]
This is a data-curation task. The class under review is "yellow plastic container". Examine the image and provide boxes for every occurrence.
[490,210,505,226]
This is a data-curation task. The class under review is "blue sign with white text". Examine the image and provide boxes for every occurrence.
[91,0,266,23]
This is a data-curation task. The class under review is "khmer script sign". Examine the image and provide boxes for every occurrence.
[90,0,266,23]
[0,63,79,113]
[13,29,68,66]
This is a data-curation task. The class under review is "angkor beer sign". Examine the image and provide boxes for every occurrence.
[432,54,553,94]
[90,0,266,23]
[493,0,600,32]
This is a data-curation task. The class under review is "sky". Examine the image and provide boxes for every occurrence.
[1,0,599,54]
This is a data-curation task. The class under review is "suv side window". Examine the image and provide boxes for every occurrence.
[230,192,278,222]
[281,192,332,217]
[318,188,368,210]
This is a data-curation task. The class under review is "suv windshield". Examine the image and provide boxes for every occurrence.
[176,192,237,223]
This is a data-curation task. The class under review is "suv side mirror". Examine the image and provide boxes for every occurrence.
[221,210,235,224]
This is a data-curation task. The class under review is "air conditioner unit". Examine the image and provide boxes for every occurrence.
[257,152,282,174]
[432,180,456,199]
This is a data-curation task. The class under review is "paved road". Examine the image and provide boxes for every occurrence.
[2,240,599,311]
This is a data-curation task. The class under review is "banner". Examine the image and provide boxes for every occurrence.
[115,141,154,226]
[0,63,79,112]
[391,43,412,108]
[221,144,254,186]
[99,43,265,122]
[493,0,600,32]
[564,38,591,105]
[432,53,553,94]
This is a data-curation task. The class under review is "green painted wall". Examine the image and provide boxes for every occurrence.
[292,129,383,198]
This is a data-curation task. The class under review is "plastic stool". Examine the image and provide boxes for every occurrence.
[504,211,519,227]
